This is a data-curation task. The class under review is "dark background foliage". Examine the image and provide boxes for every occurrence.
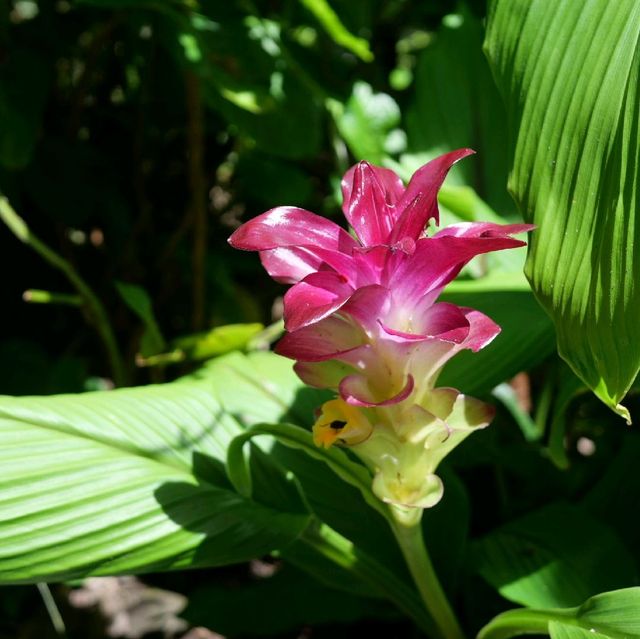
[1,1,639,638]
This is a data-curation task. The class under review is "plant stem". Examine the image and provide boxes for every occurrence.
[23,289,83,306]
[391,516,466,639]
[37,583,67,637]
[0,197,127,386]
[477,607,575,639]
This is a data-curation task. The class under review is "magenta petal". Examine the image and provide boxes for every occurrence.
[283,272,353,332]
[341,162,397,246]
[460,308,501,352]
[419,302,471,342]
[389,149,475,243]
[260,247,324,284]
[340,373,415,407]
[387,228,530,306]
[229,206,357,253]
[433,222,535,239]
[261,245,359,286]
[342,162,404,210]
[352,245,391,282]
[382,301,470,343]
[276,314,362,362]
[340,284,390,332]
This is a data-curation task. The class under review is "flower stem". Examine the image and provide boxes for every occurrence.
[391,516,465,639]
[0,197,127,386]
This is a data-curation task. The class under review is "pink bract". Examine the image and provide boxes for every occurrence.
[229,149,533,407]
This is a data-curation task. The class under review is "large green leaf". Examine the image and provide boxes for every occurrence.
[405,8,512,215]
[193,350,331,428]
[485,0,640,420]
[473,503,637,608]
[0,379,309,583]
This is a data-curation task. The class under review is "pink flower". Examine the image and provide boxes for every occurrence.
[229,150,532,511]
[230,149,530,404]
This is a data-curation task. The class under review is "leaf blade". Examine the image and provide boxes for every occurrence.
[485,0,640,418]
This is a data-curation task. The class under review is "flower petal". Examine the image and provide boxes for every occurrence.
[276,314,362,361]
[259,247,324,284]
[382,301,470,343]
[433,221,535,239]
[342,162,404,210]
[386,225,531,306]
[229,206,357,253]
[283,271,354,332]
[340,373,415,407]
[294,359,356,389]
[341,162,400,245]
[389,149,475,243]
[459,307,501,352]
[340,284,390,334]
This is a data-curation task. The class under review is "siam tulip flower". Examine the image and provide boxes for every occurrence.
[229,149,532,516]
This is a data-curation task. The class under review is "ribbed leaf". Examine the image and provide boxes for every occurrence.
[485,1,640,420]
[0,380,309,583]
[479,588,640,639]
[474,503,637,608]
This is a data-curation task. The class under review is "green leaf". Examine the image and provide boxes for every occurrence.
[549,621,607,639]
[193,350,331,428]
[0,379,309,583]
[330,82,404,164]
[172,323,264,361]
[479,588,640,639]
[583,434,640,564]
[405,8,512,214]
[439,277,555,396]
[474,503,637,608]
[569,588,640,637]
[485,0,640,420]
[115,281,165,356]
[205,354,423,610]
[226,422,388,521]
[298,0,373,62]
[183,564,395,636]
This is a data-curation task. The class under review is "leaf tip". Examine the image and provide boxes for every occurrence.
[614,402,632,425]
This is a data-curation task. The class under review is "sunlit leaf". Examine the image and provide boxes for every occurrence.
[474,503,637,608]
[0,379,309,583]
[299,0,373,62]
[480,588,640,639]
[485,0,640,420]
[405,8,512,214]
[330,82,404,165]
[115,281,166,356]
[172,323,264,361]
